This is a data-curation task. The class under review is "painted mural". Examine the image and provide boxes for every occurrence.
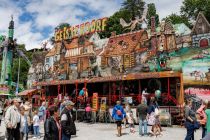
[29,12,210,93]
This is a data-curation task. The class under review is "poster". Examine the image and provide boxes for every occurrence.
[92,93,99,111]
[100,97,107,112]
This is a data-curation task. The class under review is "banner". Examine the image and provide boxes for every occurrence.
[100,97,107,112]
[55,18,108,42]
[92,93,99,111]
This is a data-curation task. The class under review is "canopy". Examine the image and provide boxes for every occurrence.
[18,89,37,96]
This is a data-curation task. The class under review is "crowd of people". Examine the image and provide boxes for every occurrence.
[184,99,210,140]
[0,94,210,140]
[112,97,162,137]
[2,97,76,140]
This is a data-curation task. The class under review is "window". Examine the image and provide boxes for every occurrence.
[54,56,58,62]
[46,58,50,63]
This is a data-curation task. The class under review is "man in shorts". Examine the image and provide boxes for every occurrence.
[112,101,126,137]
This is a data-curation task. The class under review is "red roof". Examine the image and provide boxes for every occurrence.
[18,89,37,96]
[103,30,148,56]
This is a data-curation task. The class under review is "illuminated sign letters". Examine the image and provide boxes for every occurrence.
[55,17,108,42]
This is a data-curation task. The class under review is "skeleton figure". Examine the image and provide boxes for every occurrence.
[120,6,148,31]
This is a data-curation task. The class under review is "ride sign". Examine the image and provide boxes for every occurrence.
[55,18,108,42]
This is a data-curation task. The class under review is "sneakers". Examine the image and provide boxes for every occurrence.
[33,137,37,139]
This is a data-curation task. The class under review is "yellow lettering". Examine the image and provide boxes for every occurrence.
[66,27,70,39]
[91,20,96,33]
[55,31,60,42]
[74,25,79,37]
[70,27,74,39]
[63,27,67,40]
[96,20,101,31]
[102,18,108,31]
[80,23,85,36]
[85,22,91,34]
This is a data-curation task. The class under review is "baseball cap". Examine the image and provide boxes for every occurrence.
[65,100,75,106]
[13,98,22,103]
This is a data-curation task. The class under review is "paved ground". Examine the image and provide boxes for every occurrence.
[0,121,202,140]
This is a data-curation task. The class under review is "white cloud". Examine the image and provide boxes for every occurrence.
[26,0,121,29]
[0,0,184,50]
[0,0,22,33]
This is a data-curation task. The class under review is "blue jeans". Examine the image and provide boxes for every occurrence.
[185,121,194,140]
[33,126,40,137]
[62,133,71,140]
[139,118,147,136]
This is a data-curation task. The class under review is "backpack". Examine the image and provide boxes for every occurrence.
[116,107,122,116]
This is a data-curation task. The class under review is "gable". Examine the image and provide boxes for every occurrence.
[192,12,210,35]
[164,20,174,34]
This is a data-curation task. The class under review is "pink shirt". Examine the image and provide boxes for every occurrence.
[197,105,207,125]
[85,106,91,112]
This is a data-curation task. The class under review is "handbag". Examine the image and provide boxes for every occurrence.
[147,112,155,125]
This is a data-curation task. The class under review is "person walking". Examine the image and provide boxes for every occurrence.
[3,99,12,140]
[112,101,126,137]
[124,102,131,128]
[38,102,46,122]
[4,98,22,140]
[85,104,92,122]
[202,101,210,140]
[142,88,148,105]
[20,106,30,140]
[127,111,135,133]
[0,100,3,126]
[136,99,148,137]
[61,101,76,140]
[44,106,61,140]
[184,99,197,140]
[196,99,207,138]
[33,110,40,139]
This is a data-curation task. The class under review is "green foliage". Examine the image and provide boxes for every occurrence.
[99,9,131,38]
[122,0,145,20]
[181,0,210,23]
[11,44,33,88]
[164,13,192,28]
[146,3,159,27]
[56,23,70,30]
[100,0,145,38]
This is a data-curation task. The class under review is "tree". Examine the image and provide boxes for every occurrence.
[181,0,210,23]
[12,44,32,89]
[100,0,145,38]
[99,9,132,38]
[165,13,192,28]
[122,0,145,20]
[146,3,159,27]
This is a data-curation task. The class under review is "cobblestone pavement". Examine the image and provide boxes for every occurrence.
[0,121,202,140]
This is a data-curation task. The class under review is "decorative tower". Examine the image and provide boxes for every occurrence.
[0,16,15,87]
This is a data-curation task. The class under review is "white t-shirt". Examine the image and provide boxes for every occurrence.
[33,115,40,126]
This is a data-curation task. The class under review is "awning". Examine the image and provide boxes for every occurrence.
[32,94,40,98]
[33,71,182,86]
[185,88,210,101]
[18,89,37,96]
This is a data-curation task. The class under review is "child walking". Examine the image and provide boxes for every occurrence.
[127,111,135,133]
[20,107,29,140]
[33,110,40,139]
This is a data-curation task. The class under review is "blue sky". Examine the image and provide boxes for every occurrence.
[0,0,183,50]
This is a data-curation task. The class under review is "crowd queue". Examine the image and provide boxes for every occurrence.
[2,98,76,140]
[0,94,210,140]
